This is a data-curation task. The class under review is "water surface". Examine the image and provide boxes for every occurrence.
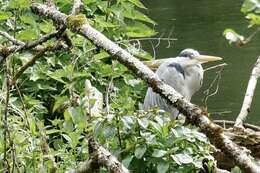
[143,0,260,125]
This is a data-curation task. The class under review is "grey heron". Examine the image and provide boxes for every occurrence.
[143,48,222,119]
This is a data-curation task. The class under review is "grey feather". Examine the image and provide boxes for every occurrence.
[143,49,204,119]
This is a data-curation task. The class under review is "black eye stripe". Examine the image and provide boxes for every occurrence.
[168,62,185,79]
[179,52,193,59]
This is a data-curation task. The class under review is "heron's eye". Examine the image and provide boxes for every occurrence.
[180,52,193,58]
[182,53,189,58]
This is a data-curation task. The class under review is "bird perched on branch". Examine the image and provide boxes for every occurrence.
[143,48,222,119]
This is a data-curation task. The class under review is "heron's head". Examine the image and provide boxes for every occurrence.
[177,48,222,67]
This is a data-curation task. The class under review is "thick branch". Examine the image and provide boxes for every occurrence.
[235,56,260,128]
[66,138,129,173]
[31,3,260,173]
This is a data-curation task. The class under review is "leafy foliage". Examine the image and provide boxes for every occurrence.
[0,0,213,172]
[95,110,213,172]
[223,0,260,45]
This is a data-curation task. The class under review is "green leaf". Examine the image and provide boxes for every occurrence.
[29,119,36,135]
[20,15,35,25]
[123,8,156,24]
[17,29,38,41]
[127,0,147,9]
[14,132,27,144]
[134,145,147,159]
[83,0,96,5]
[93,51,110,60]
[246,13,260,26]
[53,96,68,113]
[137,118,149,129]
[192,131,208,143]
[171,153,193,165]
[152,149,167,158]
[95,15,118,28]
[67,107,86,127]
[150,121,161,132]
[241,0,260,13]
[9,0,30,9]
[46,129,61,135]
[0,11,11,21]
[61,134,72,144]
[127,44,153,60]
[37,83,57,91]
[38,21,54,33]
[125,22,157,38]
[63,119,74,132]
[231,166,242,173]
[157,161,169,173]
[122,155,134,168]
[223,29,244,44]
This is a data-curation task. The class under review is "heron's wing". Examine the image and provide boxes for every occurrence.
[157,60,190,98]
[143,59,187,118]
[143,87,179,119]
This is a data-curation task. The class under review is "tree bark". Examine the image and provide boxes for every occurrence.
[66,138,129,173]
[235,56,260,128]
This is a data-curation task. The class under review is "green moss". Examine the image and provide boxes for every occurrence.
[66,14,87,30]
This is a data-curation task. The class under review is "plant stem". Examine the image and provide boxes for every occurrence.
[4,58,11,172]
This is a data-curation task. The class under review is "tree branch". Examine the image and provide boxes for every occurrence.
[66,138,129,173]
[31,3,260,173]
[71,0,84,15]
[11,43,68,85]
[0,30,25,46]
[0,27,66,58]
[235,56,260,128]
[3,60,11,172]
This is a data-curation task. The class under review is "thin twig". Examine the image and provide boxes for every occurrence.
[214,120,260,131]
[105,78,113,116]
[15,27,66,52]
[3,58,11,172]
[124,37,177,43]
[0,27,66,58]
[14,83,30,127]
[166,26,174,48]
[203,65,225,106]
[0,30,25,46]
[11,43,67,85]
[244,27,260,44]
[148,40,156,59]
[235,56,260,128]
[156,32,165,48]
[71,0,83,15]
[204,63,228,72]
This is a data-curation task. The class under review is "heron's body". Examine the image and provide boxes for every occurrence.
[143,49,222,119]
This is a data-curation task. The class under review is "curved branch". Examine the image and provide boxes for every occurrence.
[31,3,260,173]
[235,56,260,128]
[0,30,25,46]
[66,138,129,173]
[0,27,66,58]
[11,43,68,85]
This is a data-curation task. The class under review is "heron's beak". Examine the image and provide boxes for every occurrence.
[195,55,223,64]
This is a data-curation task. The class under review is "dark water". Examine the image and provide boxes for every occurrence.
[143,0,260,125]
